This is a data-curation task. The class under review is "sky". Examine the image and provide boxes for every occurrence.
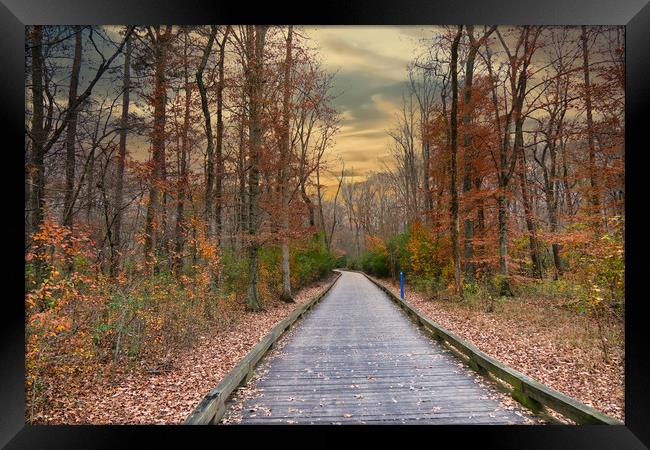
[301,26,438,189]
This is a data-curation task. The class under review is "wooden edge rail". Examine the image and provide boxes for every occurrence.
[354,270,623,426]
[183,270,343,425]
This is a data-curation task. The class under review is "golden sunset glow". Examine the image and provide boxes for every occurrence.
[302,26,438,189]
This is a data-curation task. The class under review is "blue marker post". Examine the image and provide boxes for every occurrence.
[400,271,404,301]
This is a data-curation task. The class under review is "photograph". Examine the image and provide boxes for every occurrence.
[22,23,629,428]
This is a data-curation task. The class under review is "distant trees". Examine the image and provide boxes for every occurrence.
[338,26,624,306]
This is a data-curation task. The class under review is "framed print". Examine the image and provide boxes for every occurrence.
[2,0,649,447]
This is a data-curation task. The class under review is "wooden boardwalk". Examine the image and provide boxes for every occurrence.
[226,271,533,424]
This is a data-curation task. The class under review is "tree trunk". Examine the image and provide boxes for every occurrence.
[422,141,433,219]
[301,182,315,227]
[461,27,477,281]
[85,145,95,225]
[317,167,328,247]
[28,25,46,288]
[62,26,83,241]
[174,31,191,276]
[547,196,563,279]
[497,189,508,276]
[493,26,536,295]
[144,26,170,273]
[196,26,217,243]
[280,26,294,302]
[111,32,131,277]
[581,25,601,231]
[214,26,230,284]
[544,139,564,279]
[238,99,248,241]
[561,143,574,217]
[517,152,542,278]
[449,26,463,299]
[474,176,486,276]
[245,25,267,312]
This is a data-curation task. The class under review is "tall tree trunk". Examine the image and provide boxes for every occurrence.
[497,189,508,276]
[561,143,574,217]
[317,166,329,248]
[238,110,248,239]
[196,25,219,290]
[449,26,463,299]
[422,141,433,219]
[246,25,267,312]
[543,137,564,279]
[517,152,542,278]
[62,26,83,239]
[461,26,477,280]
[280,26,294,302]
[174,31,191,276]
[196,25,217,257]
[28,25,46,288]
[85,144,95,225]
[581,25,601,231]
[474,176,486,276]
[301,182,315,227]
[547,196,563,279]
[144,26,170,273]
[214,26,230,283]
[512,30,541,280]
[483,39,510,281]
[62,26,82,276]
[111,31,131,277]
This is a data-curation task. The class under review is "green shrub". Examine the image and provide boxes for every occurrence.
[386,230,411,276]
[359,249,390,277]
[412,275,445,298]
[219,249,248,296]
[334,254,348,269]
[491,274,513,297]
[291,236,336,289]
[347,258,359,270]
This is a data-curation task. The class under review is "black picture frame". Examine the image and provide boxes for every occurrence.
[2,0,648,447]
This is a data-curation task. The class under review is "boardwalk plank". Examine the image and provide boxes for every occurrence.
[226,270,532,425]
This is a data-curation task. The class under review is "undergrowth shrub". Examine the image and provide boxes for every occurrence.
[358,236,390,277]
[291,236,337,289]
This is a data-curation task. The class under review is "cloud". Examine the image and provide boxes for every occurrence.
[329,70,410,128]
[338,129,388,141]
[304,26,429,81]
[300,26,442,193]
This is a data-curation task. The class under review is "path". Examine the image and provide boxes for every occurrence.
[225,270,533,424]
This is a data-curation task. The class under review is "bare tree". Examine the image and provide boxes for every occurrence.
[111,29,132,276]
[62,26,83,240]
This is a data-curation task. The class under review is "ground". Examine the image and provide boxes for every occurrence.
[31,270,623,424]
[31,274,338,424]
[369,275,624,421]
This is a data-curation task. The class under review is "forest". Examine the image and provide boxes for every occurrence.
[24,25,624,423]
[339,25,624,327]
